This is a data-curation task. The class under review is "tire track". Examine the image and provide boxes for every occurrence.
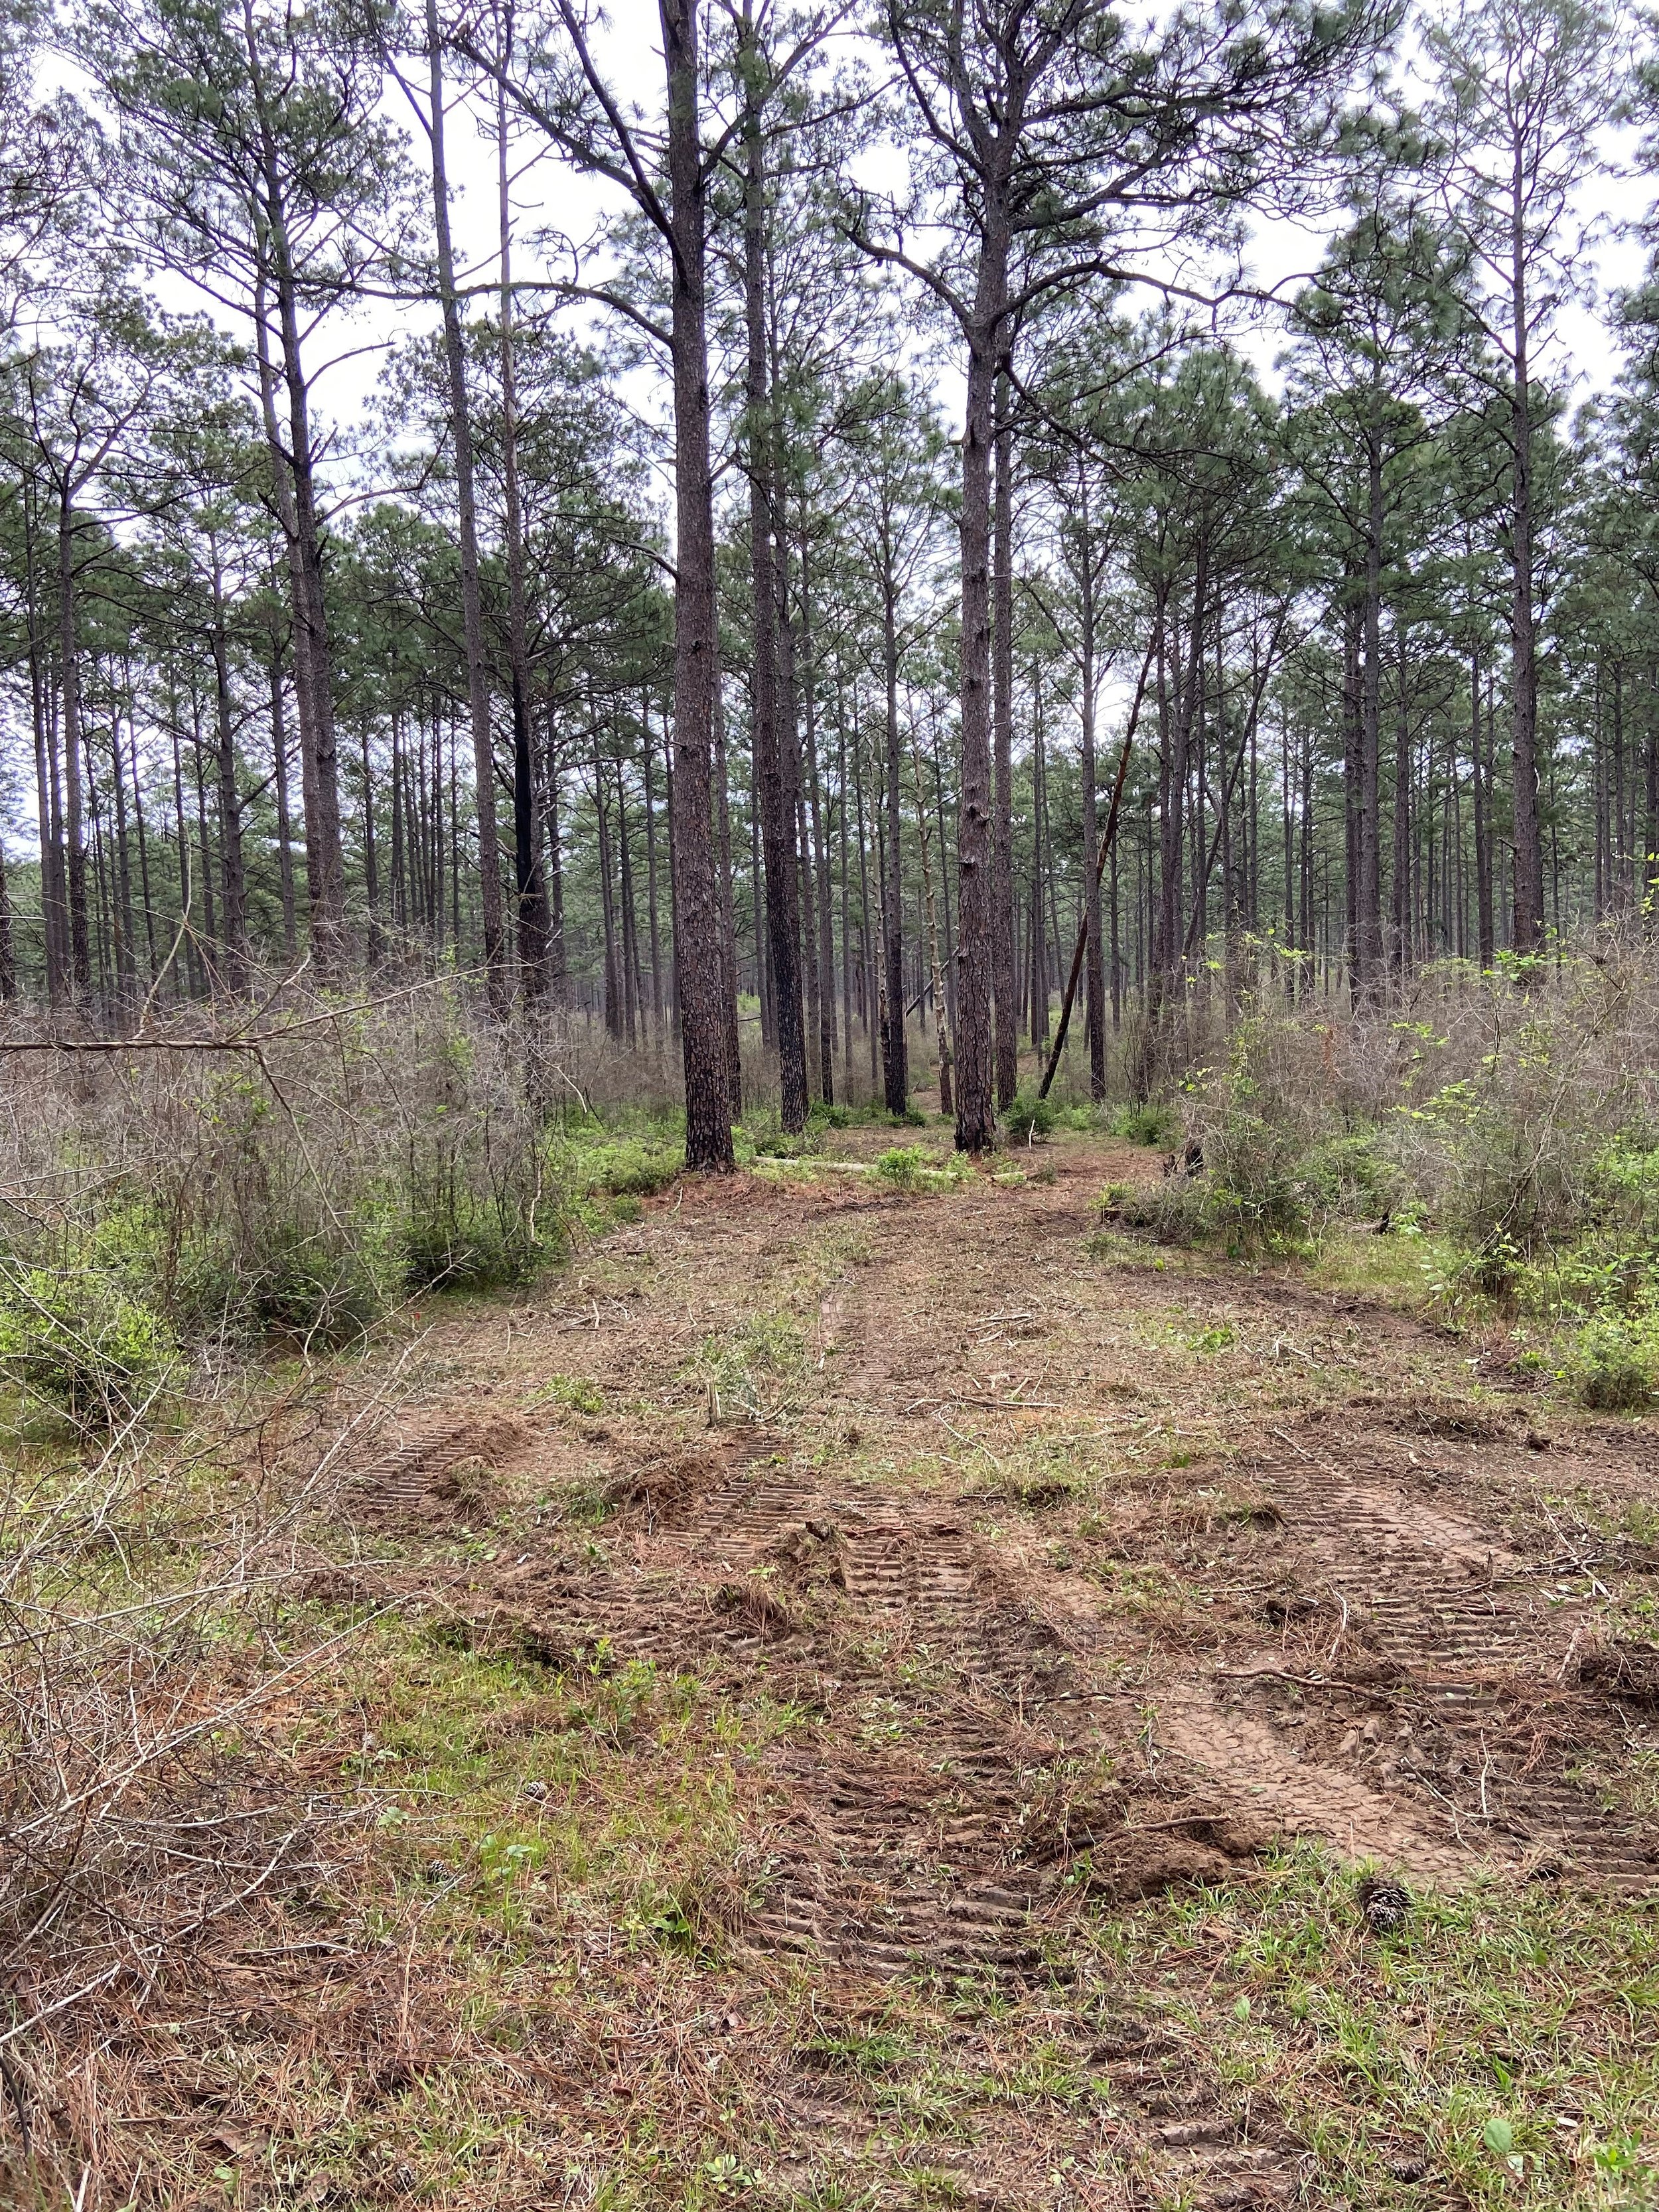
[1177,1432,1659,1888]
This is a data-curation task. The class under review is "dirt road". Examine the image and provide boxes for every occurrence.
[311,1127,1658,2207]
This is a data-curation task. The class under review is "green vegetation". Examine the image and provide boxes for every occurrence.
[872,1143,972,1193]
[1104,970,1659,1410]
[1001,1089,1058,1143]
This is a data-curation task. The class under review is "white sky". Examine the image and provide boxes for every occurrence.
[37,11,1659,549]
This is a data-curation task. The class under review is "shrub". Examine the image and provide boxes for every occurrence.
[250,1222,392,1347]
[741,1110,821,1159]
[1002,1090,1057,1144]
[1573,1315,1659,1412]
[1112,1100,1181,1148]
[1115,1019,1392,1254]
[574,1136,680,1198]
[0,988,577,1370]
[873,1144,930,1191]
[0,1266,179,1426]
[872,1145,969,1193]
[1297,1132,1404,1228]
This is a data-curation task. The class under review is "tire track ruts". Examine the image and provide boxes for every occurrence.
[1226,1439,1658,1887]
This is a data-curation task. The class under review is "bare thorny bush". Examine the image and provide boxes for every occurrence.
[1121,938,1659,1318]
[0,981,599,2199]
[0,982,591,1398]
[0,1362,432,2205]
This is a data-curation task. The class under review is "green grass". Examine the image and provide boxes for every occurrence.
[1093,1852,1659,2207]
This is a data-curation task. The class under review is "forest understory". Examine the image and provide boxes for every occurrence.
[7,1096,1658,2212]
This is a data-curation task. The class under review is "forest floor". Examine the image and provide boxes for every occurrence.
[38,1120,1659,2211]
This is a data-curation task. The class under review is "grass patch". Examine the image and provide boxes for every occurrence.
[1101,1851,1659,2207]
[687,1310,808,1422]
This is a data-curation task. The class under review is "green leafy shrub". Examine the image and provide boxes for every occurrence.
[1002,1090,1057,1144]
[741,1111,820,1159]
[1297,1132,1404,1227]
[0,1267,178,1426]
[248,1222,392,1347]
[1112,1100,1181,1147]
[872,1145,970,1193]
[1572,1314,1659,1412]
[1114,1019,1372,1253]
[873,1145,929,1191]
[574,1136,680,1199]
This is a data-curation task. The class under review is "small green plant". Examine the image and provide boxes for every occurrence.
[873,1145,930,1191]
[1112,1100,1180,1147]
[1573,1314,1658,1412]
[1185,1322,1237,1353]
[1002,1090,1057,1144]
[689,1311,806,1422]
[573,1136,680,1199]
[872,1145,970,1193]
[0,1266,179,1426]
[536,1373,606,1415]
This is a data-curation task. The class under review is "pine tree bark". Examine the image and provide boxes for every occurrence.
[1356,438,1384,993]
[1508,176,1546,957]
[991,378,1017,1108]
[954,226,1007,1153]
[1078,559,1106,1101]
[56,494,91,997]
[662,0,735,1167]
[426,0,507,1013]
[740,18,806,1131]
[243,3,346,982]
[269,654,298,956]
[209,556,249,994]
[879,526,907,1114]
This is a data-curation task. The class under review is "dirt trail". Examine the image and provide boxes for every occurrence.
[337,1130,1658,2205]
[359,1136,1659,1913]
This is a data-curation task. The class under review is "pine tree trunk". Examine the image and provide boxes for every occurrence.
[954,240,1005,1152]
[1473,645,1494,971]
[740,8,806,1130]
[1079,567,1106,1100]
[427,0,507,1011]
[1391,628,1410,975]
[643,699,664,1030]
[497,74,549,1006]
[1508,171,1546,957]
[713,688,743,1112]
[991,378,1017,1108]
[269,654,298,956]
[662,0,734,1167]
[26,492,68,1007]
[1356,437,1384,994]
[57,495,91,998]
[880,546,907,1113]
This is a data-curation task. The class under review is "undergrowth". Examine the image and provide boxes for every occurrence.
[0,991,579,1423]
[1106,950,1659,1411]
